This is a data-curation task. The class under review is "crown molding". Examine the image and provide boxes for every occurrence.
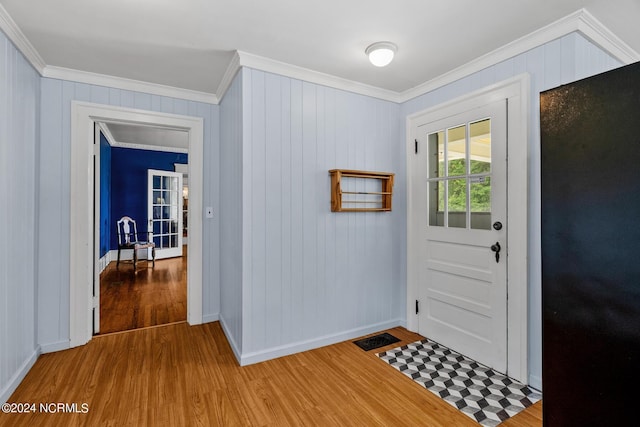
[0,4,221,106]
[96,122,116,145]
[214,9,639,104]
[97,121,188,153]
[0,3,46,73]
[235,50,404,103]
[215,50,242,103]
[2,4,638,107]
[396,8,640,103]
[108,140,189,154]
[574,8,639,63]
[43,66,218,104]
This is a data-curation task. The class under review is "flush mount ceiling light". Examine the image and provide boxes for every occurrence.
[365,41,397,67]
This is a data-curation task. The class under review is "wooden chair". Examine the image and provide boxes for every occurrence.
[116,216,155,270]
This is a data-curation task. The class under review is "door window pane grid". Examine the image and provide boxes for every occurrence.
[427,118,492,229]
[151,174,180,249]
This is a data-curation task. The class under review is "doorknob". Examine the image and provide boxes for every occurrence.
[490,242,501,263]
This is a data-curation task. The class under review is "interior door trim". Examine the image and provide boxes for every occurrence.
[70,102,204,348]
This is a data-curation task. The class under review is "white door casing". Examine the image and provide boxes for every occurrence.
[71,102,204,348]
[406,75,529,382]
[93,123,101,334]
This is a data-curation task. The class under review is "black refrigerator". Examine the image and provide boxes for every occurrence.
[541,61,640,425]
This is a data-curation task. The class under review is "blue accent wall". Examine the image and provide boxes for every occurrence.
[109,147,187,251]
[99,132,112,257]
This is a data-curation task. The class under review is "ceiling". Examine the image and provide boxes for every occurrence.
[102,122,189,151]
[2,0,640,97]
[3,1,639,149]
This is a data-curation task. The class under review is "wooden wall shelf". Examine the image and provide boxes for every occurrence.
[329,169,395,212]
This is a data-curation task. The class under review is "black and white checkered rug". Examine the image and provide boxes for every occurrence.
[378,339,541,426]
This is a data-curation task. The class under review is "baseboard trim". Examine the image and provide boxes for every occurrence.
[218,315,242,365]
[1,347,40,404]
[239,319,404,366]
[98,252,111,274]
[528,374,543,392]
[39,340,70,354]
[202,313,219,324]
[106,249,143,263]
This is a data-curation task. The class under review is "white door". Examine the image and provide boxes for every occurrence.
[411,99,507,372]
[148,169,183,259]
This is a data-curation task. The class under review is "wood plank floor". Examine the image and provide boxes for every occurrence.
[98,247,187,334]
[3,323,541,426]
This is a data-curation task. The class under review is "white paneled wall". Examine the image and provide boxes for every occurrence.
[401,32,621,389]
[238,68,403,363]
[38,78,220,350]
[1,22,625,402]
[204,103,221,323]
[0,31,40,403]
[219,71,244,357]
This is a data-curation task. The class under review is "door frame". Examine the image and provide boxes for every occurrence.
[70,101,204,347]
[93,123,101,333]
[406,74,530,383]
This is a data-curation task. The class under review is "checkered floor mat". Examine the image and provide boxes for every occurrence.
[378,339,541,426]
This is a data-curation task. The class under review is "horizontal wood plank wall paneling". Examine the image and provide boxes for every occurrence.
[240,68,403,363]
[400,32,622,390]
[0,31,40,403]
[2,323,542,426]
[38,78,220,351]
[219,71,244,358]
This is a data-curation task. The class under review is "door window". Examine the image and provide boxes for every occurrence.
[428,118,492,230]
[151,173,181,249]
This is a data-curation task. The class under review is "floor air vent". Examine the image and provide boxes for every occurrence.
[353,333,400,351]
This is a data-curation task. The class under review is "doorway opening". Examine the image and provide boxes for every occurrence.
[94,123,190,335]
[70,102,204,348]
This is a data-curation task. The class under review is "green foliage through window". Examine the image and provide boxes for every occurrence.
[437,159,491,212]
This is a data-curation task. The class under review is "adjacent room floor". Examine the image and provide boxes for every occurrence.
[97,246,187,334]
[3,324,541,426]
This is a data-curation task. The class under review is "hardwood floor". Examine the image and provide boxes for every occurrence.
[98,247,187,334]
[4,323,541,426]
